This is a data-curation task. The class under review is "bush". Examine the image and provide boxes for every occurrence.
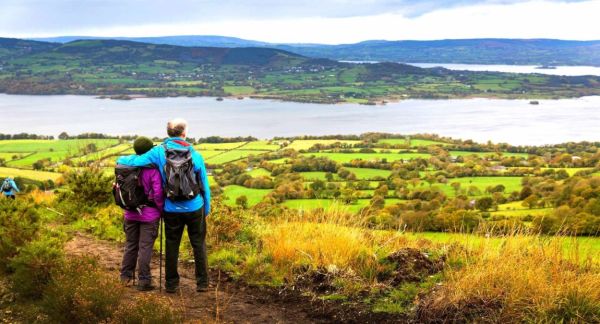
[61,167,113,208]
[0,199,40,272]
[10,237,64,299]
[111,294,184,324]
[42,257,125,323]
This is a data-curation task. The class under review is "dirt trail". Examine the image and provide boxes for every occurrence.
[65,232,319,324]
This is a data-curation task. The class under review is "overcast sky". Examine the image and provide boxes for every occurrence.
[1,0,598,43]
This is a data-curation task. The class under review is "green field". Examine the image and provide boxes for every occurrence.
[247,168,272,178]
[302,152,431,163]
[450,151,529,158]
[433,176,523,196]
[196,142,247,150]
[222,185,272,207]
[205,150,269,165]
[378,138,449,147]
[283,198,405,213]
[345,167,391,180]
[287,140,361,151]
[0,167,62,182]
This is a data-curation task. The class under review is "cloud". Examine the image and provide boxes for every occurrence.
[0,0,597,42]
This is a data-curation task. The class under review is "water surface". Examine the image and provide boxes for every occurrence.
[1,94,599,145]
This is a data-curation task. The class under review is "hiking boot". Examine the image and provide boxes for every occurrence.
[196,284,209,292]
[165,285,179,294]
[137,281,155,292]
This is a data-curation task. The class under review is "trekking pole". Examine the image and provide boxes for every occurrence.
[159,215,163,292]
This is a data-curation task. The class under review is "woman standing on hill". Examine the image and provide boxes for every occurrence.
[118,137,164,291]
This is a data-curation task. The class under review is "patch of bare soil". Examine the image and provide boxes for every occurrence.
[65,233,409,323]
[379,248,445,286]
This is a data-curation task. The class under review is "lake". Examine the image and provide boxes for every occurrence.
[1,94,599,146]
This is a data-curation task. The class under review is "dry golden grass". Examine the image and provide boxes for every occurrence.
[418,235,600,322]
[29,189,56,205]
[258,204,432,282]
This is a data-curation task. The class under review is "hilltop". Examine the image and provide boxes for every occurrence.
[1,37,600,102]
[32,36,600,66]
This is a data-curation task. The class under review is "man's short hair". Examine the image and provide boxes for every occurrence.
[167,118,188,137]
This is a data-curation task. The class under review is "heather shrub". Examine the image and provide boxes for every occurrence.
[111,294,184,324]
[42,257,124,323]
[0,198,40,272]
[10,237,64,299]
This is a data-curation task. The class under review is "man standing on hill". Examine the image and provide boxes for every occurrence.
[2,177,19,199]
[116,118,211,293]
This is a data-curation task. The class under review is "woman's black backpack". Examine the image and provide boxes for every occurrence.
[113,165,151,213]
[163,144,203,201]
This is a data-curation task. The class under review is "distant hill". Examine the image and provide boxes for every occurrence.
[2,36,600,102]
[279,39,600,66]
[32,35,268,48]
[0,37,59,60]
[28,36,600,66]
[31,39,306,66]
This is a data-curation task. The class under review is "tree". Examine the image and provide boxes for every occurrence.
[58,132,69,140]
[340,187,359,205]
[236,195,248,209]
[369,195,385,210]
[450,182,461,195]
[475,197,493,212]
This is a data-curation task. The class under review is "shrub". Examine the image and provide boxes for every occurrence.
[42,257,125,323]
[61,167,113,208]
[111,294,184,324]
[10,237,64,299]
[0,199,40,272]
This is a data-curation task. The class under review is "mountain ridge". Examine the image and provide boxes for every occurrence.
[28,36,600,66]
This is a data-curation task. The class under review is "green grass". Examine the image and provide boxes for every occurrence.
[405,232,600,260]
[377,138,449,147]
[222,185,272,207]
[196,142,247,150]
[345,167,391,180]
[301,152,431,163]
[287,140,361,151]
[205,150,269,165]
[0,139,117,153]
[0,152,27,161]
[223,86,256,95]
[450,151,529,158]
[72,144,131,163]
[433,176,523,196]
[243,141,281,151]
[282,198,405,213]
[247,168,272,178]
[299,172,339,181]
[0,167,62,182]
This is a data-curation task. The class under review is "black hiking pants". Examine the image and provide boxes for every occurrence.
[164,209,208,288]
[120,219,159,284]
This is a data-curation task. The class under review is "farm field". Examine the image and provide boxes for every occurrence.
[0,167,62,182]
[222,185,272,207]
[301,152,432,163]
[433,176,524,197]
[449,151,529,158]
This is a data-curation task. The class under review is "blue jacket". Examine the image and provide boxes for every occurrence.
[116,138,211,215]
[2,178,19,196]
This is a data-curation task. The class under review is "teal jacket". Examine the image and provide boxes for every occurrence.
[116,138,211,215]
[2,178,19,196]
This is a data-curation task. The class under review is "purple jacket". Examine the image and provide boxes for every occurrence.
[124,168,164,223]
